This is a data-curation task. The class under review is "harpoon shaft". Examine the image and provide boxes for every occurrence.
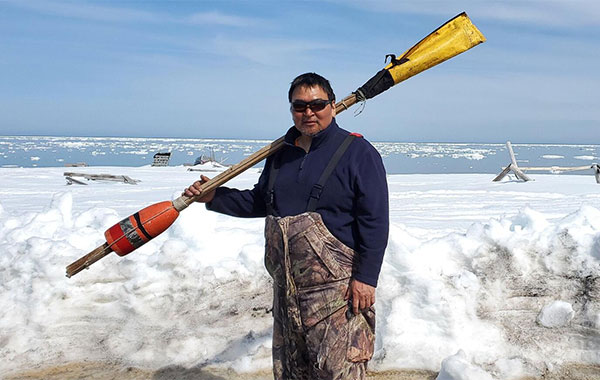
[66,243,113,278]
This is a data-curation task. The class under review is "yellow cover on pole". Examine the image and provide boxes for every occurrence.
[389,12,485,84]
[356,12,486,100]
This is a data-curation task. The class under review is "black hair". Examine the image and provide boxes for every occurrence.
[288,72,335,102]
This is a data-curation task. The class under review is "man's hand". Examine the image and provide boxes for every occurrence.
[344,278,375,315]
[183,175,216,203]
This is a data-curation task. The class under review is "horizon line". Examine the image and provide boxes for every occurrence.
[1,134,599,146]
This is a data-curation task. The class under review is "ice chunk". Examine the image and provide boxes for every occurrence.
[436,350,494,380]
[537,300,574,328]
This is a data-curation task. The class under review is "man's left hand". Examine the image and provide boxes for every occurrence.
[344,278,375,315]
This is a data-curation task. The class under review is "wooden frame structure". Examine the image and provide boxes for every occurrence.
[493,141,600,183]
[64,172,140,185]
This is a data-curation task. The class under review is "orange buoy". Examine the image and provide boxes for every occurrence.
[105,201,180,256]
[66,197,190,277]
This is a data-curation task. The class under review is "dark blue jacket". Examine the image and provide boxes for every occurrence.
[207,119,389,287]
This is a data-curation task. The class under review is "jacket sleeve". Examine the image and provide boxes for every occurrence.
[351,144,389,287]
[205,156,272,218]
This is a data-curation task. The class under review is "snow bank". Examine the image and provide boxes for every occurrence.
[375,205,600,378]
[0,191,272,374]
[0,169,599,379]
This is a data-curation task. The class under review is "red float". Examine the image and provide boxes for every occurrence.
[104,201,180,256]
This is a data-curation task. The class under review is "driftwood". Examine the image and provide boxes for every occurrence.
[64,172,140,185]
[517,165,593,172]
[494,141,599,184]
[187,167,225,172]
[493,141,532,182]
[65,176,87,185]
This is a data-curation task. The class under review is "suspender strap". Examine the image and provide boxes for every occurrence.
[265,155,281,216]
[306,134,356,212]
[266,133,357,215]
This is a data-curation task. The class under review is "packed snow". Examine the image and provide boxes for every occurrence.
[0,165,599,379]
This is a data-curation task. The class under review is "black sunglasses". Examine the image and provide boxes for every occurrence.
[291,99,332,113]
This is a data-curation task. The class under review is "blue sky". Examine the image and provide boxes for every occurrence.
[1,0,598,143]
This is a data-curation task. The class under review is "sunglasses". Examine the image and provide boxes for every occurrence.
[291,99,332,113]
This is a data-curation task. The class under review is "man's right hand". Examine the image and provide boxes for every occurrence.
[183,175,216,203]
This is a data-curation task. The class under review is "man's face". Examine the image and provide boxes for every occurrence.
[290,85,336,137]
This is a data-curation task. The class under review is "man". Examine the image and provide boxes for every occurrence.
[184,73,389,380]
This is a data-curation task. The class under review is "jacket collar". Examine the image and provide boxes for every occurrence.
[284,118,339,151]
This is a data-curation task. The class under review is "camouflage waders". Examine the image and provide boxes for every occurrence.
[265,212,375,380]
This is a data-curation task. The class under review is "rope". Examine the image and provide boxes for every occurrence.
[353,89,366,117]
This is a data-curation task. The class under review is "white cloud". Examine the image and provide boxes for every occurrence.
[469,1,600,27]
[327,0,600,27]
[4,0,162,23]
[187,10,260,27]
[211,35,335,65]
[5,0,263,28]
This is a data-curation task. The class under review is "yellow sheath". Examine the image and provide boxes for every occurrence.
[387,12,486,85]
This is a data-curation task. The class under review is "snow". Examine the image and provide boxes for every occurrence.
[436,350,493,380]
[1,165,599,379]
[537,301,575,328]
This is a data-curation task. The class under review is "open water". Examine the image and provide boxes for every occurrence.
[1,135,599,175]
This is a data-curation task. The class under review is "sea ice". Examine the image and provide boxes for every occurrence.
[574,155,596,160]
[542,155,564,159]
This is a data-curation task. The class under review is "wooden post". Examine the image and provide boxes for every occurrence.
[492,164,513,182]
[493,141,532,182]
[506,141,531,181]
[507,141,518,167]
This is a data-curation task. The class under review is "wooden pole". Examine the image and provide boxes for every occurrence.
[494,142,532,182]
[492,164,513,182]
[66,243,112,278]
[171,94,362,212]
[494,143,600,184]
[517,165,593,172]
[507,141,518,167]
[506,141,531,181]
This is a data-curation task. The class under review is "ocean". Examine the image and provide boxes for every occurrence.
[1,135,599,175]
